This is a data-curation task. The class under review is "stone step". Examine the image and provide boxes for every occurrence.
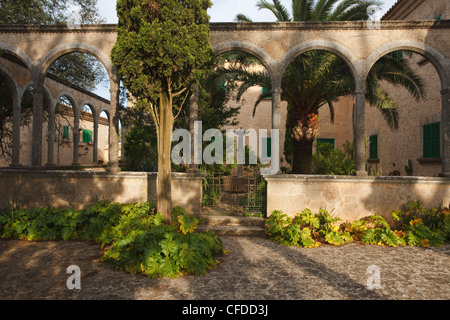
[196,214,266,227]
[196,225,267,238]
[195,213,267,237]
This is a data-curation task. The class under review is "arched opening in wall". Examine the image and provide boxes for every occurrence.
[280,50,355,175]
[79,104,95,165]
[54,95,76,166]
[208,51,272,134]
[46,52,110,100]
[45,51,111,167]
[0,71,16,167]
[366,50,441,177]
[205,51,273,168]
[0,52,33,167]
[98,110,110,164]
[198,50,272,215]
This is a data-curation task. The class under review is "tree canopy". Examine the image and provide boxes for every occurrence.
[112,0,215,220]
[0,0,104,25]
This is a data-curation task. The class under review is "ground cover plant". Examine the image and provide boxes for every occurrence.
[265,201,450,248]
[0,201,224,278]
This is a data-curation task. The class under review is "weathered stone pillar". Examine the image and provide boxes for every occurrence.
[93,115,99,163]
[72,111,80,166]
[271,87,282,175]
[46,105,56,166]
[271,88,282,131]
[120,120,127,163]
[441,88,450,177]
[188,86,199,172]
[354,89,368,176]
[31,86,44,167]
[108,82,121,173]
[11,94,21,166]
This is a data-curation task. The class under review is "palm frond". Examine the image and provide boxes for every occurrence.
[292,0,314,21]
[371,53,427,100]
[338,0,383,21]
[328,0,360,20]
[257,0,292,21]
[365,84,400,130]
[235,14,253,23]
[253,89,273,117]
[312,0,340,21]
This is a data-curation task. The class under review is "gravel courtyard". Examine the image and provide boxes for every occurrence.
[0,236,449,300]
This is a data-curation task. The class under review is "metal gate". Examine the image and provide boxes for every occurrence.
[202,168,267,216]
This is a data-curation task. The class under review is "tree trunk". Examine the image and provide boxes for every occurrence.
[157,92,174,223]
[292,139,314,174]
[288,107,319,174]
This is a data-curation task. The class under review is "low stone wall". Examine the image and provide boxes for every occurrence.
[0,170,204,214]
[264,175,450,222]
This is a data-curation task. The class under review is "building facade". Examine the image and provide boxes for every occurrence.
[224,0,449,177]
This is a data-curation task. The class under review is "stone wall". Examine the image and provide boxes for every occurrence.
[265,175,450,222]
[0,170,204,214]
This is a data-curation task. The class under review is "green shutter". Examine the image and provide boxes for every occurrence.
[63,126,69,140]
[423,122,440,159]
[317,138,335,149]
[82,129,92,144]
[369,135,378,160]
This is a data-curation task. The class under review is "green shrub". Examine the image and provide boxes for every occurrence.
[266,202,450,248]
[0,202,224,278]
[265,208,352,247]
[390,201,449,247]
[312,141,355,175]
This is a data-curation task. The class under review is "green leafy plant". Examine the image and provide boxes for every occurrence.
[265,208,352,247]
[267,202,449,248]
[390,201,449,247]
[356,215,405,247]
[405,159,413,176]
[312,141,356,175]
[0,202,224,278]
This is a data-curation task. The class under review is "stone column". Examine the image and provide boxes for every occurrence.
[271,87,282,175]
[188,86,199,172]
[93,115,99,163]
[271,88,282,131]
[46,105,56,166]
[11,94,21,166]
[354,89,368,176]
[108,83,121,173]
[120,121,127,163]
[72,111,80,165]
[441,88,450,177]
[31,87,44,167]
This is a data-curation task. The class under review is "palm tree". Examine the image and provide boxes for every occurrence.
[211,0,426,174]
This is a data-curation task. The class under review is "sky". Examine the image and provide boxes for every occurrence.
[97,0,399,23]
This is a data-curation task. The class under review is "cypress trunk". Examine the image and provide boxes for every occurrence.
[157,92,174,223]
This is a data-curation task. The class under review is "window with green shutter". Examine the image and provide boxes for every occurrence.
[82,129,93,144]
[369,135,378,160]
[63,126,69,140]
[317,138,335,149]
[423,122,440,159]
